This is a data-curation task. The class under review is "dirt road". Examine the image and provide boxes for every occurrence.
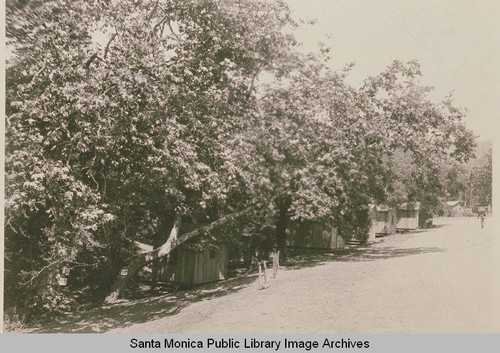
[111,217,500,333]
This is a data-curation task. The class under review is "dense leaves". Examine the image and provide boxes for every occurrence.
[5,0,476,323]
[6,0,296,318]
[470,148,492,208]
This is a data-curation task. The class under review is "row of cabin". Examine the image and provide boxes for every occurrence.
[394,202,421,232]
[146,202,421,286]
[287,202,421,250]
[286,221,345,250]
[442,200,491,217]
[369,202,420,240]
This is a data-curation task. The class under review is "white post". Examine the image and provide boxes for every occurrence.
[258,260,270,289]
[258,261,263,288]
[263,260,268,285]
[272,251,279,278]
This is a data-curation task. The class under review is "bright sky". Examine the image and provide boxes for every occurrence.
[284,0,500,142]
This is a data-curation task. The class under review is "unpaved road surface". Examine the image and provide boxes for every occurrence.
[111,217,500,333]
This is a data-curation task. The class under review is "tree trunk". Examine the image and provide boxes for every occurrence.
[151,216,175,284]
[244,236,256,268]
[104,214,181,303]
[104,208,250,303]
[276,205,289,260]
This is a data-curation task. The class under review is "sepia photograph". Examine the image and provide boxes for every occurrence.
[2,0,499,336]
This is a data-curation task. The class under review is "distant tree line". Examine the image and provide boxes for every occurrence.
[441,146,492,210]
[5,0,476,323]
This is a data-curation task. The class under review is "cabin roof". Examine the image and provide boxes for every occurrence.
[398,202,421,210]
[368,204,393,212]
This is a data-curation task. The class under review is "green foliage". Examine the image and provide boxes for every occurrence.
[5,0,296,321]
[470,149,492,207]
[358,61,476,221]
[5,0,477,324]
[442,162,470,201]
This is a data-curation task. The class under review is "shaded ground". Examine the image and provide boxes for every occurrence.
[21,270,258,333]
[17,217,500,333]
[110,217,500,333]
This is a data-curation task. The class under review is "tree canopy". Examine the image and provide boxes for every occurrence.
[5,0,477,323]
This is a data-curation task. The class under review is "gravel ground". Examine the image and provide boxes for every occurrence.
[110,217,500,333]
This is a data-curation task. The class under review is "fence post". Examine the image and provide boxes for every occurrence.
[263,260,268,285]
[258,261,263,287]
[272,251,279,278]
[258,260,270,289]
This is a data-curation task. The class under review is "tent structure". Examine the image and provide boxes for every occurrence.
[444,200,465,217]
[157,245,228,286]
[369,204,397,237]
[287,221,345,249]
[396,202,420,231]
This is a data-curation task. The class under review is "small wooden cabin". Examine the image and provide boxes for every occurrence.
[369,204,397,237]
[287,221,345,249]
[396,202,420,231]
[445,200,465,217]
[157,245,228,286]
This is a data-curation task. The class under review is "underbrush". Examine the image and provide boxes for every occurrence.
[3,311,28,333]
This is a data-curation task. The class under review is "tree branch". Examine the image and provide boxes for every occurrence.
[104,207,251,303]
[21,260,60,286]
[104,33,117,59]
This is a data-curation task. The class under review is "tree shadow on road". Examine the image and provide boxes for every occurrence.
[284,224,450,270]
[26,270,259,333]
[24,230,446,333]
[284,246,445,270]
[411,224,446,233]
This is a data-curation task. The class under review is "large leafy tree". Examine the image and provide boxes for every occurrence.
[6,0,117,319]
[442,162,470,203]
[359,61,476,220]
[5,0,477,323]
[241,54,355,257]
[470,148,492,208]
[236,58,476,257]
[5,0,297,315]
